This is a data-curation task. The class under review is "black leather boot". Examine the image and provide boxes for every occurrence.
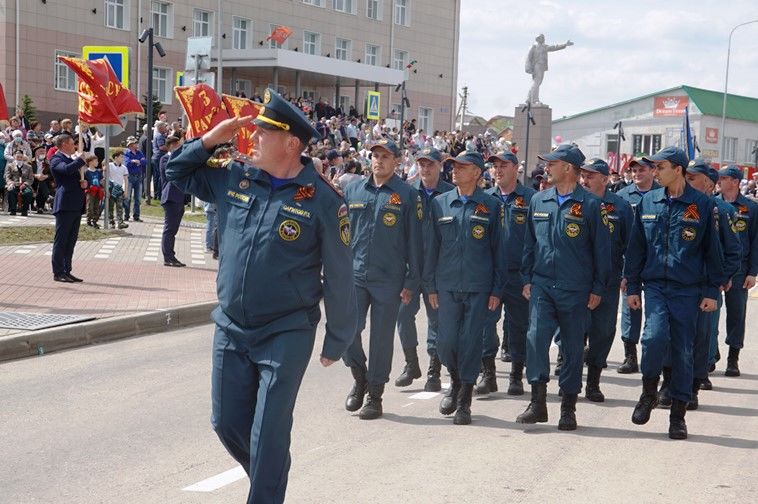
[658,367,672,408]
[453,383,474,425]
[516,383,548,424]
[687,379,701,411]
[725,347,740,377]
[585,365,605,402]
[632,377,660,425]
[394,346,422,387]
[345,367,367,412]
[474,356,498,395]
[669,399,688,439]
[424,354,442,392]
[553,352,563,376]
[700,376,713,390]
[439,372,460,415]
[558,393,578,431]
[500,337,511,363]
[359,384,384,420]
[617,341,639,374]
[507,361,524,396]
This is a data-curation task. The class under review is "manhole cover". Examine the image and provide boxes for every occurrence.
[0,312,96,330]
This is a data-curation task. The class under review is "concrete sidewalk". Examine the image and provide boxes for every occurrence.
[0,217,219,361]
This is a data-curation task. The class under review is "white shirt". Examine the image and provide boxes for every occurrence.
[108,162,128,186]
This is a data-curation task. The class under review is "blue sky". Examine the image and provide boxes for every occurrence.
[457,0,758,119]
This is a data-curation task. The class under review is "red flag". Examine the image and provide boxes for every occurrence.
[58,56,121,125]
[101,59,144,116]
[0,83,8,121]
[175,84,229,139]
[222,95,258,156]
[266,26,293,45]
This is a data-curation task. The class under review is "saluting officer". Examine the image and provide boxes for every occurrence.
[716,165,758,377]
[342,139,423,420]
[394,147,454,392]
[684,160,741,407]
[615,158,660,373]
[516,144,611,431]
[425,151,504,425]
[625,146,723,440]
[477,151,536,396]
[165,88,358,504]
[578,158,633,402]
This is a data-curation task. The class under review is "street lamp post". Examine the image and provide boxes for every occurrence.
[138,27,165,205]
[719,19,758,168]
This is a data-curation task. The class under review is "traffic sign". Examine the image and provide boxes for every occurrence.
[366,91,381,120]
[82,45,130,89]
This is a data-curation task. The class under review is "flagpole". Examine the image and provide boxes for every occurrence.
[103,125,110,230]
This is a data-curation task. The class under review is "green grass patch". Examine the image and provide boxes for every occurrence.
[138,200,207,224]
[0,225,112,246]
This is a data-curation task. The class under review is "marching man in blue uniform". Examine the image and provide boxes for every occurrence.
[425,151,504,425]
[516,144,611,431]
[478,150,536,396]
[625,146,724,440]
[342,139,423,420]
[394,147,454,391]
[579,158,633,402]
[166,88,358,504]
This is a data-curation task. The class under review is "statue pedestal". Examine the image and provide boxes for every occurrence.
[512,104,553,179]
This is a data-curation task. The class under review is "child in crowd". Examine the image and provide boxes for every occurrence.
[83,153,103,228]
[108,151,129,229]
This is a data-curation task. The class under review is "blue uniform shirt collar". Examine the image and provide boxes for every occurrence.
[449,186,487,206]
[541,184,586,203]
[654,182,697,204]
[412,177,445,194]
[364,173,403,192]
[250,156,318,187]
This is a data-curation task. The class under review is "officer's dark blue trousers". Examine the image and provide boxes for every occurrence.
[161,201,184,261]
[396,287,439,356]
[708,294,723,365]
[51,210,81,276]
[724,277,747,349]
[211,323,315,504]
[526,284,589,394]
[620,291,643,344]
[640,282,699,402]
[482,277,528,363]
[693,309,713,381]
[437,290,490,384]
[343,285,402,385]
[586,283,621,368]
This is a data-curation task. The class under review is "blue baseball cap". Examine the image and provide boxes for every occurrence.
[718,164,743,181]
[450,151,486,172]
[415,147,443,163]
[581,158,610,176]
[487,151,519,165]
[642,146,689,169]
[686,158,711,176]
[369,138,401,157]
[629,158,654,169]
[538,144,586,168]
[707,167,720,185]
[253,88,321,144]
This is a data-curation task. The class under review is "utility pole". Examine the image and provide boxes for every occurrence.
[613,121,625,173]
[457,86,468,131]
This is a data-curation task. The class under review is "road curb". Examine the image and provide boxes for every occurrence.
[0,301,217,362]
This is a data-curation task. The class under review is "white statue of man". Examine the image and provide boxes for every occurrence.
[525,34,573,105]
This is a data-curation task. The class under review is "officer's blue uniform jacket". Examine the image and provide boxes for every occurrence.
[616,181,661,210]
[165,139,357,360]
[521,185,611,295]
[486,182,537,274]
[601,189,634,285]
[344,174,423,295]
[713,197,742,281]
[625,184,724,300]
[718,193,758,278]
[424,187,506,296]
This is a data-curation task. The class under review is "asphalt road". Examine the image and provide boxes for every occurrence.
[1,303,757,504]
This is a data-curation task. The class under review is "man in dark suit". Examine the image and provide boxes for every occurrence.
[160,136,186,267]
[50,134,86,282]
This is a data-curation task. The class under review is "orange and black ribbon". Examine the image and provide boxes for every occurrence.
[570,203,583,218]
[475,203,489,215]
[389,193,402,205]
[294,185,315,201]
[683,203,700,221]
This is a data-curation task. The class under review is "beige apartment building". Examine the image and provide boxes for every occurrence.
[0,0,460,133]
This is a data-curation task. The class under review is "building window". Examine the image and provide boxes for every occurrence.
[233,17,251,49]
[193,9,213,37]
[152,67,172,104]
[394,0,410,26]
[393,49,407,70]
[334,0,356,13]
[606,134,619,156]
[303,31,320,55]
[302,90,316,101]
[269,24,288,49]
[745,139,758,164]
[339,95,351,113]
[723,136,737,163]
[367,0,383,20]
[233,79,252,97]
[54,50,78,92]
[105,0,128,30]
[151,1,173,38]
[302,0,324,6]
[418,106,432,133]
[365,44,380,66]
[335,38,351,60]
[632,134,662,156]
[390,103,402,118]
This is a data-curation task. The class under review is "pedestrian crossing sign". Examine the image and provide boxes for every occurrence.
[82,45,130,89]
[176,71,185,86]
[366,91,381,120]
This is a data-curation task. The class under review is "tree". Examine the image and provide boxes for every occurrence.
[19,94,37,124]
[140,94,163,130]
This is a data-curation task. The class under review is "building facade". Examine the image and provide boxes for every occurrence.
[0,0,460,132]
[552,85,758,173]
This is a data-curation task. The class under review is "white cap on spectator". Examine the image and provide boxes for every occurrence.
[12,129,23,138]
